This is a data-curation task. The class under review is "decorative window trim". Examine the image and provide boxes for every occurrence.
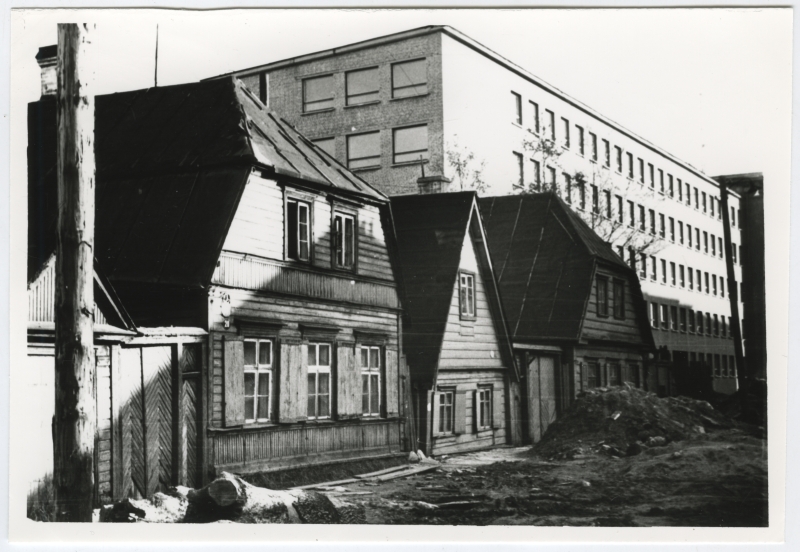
[307,342,333,420]
[475,386,493,431]
[360,345,382,417]
[243,338,274,424]
[436,389,455,435]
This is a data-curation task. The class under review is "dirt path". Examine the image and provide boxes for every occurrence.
[333,428,767,526]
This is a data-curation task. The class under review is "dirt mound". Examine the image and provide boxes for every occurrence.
[533,385,733,459]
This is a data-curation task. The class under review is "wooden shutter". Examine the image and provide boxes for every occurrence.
[336,343,358,419]
[223,337,245,427]
[471,390,479,433]
[430,391,440,437]
[492,386,504,429]
[454,390,467,434]
[278,340,307,423]
[385,349,399,418]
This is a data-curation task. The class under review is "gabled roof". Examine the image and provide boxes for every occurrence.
[28,78,385,288]
[391,191,515,384]
[479,192,649,344]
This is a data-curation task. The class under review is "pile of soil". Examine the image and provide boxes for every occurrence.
[533,385,733,459]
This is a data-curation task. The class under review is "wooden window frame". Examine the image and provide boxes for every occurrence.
[285,195,313,263]
[612,279,625,320]
[475,386,493,431]
[586,361,601,389]
[459,270,476,320]
[307,342,333,420]
[243,338,274,424]
[332,210,358,271]
[391,58,428,99]
[596,275,609,317]
[360,345,382,417]
[437,389,455,435]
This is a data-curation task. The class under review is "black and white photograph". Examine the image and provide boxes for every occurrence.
[6,6,791,544]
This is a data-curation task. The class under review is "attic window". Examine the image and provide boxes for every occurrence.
[286,199,311,262]
[596,276,609,317]
[333,212,356,269]
[459,271,476,319]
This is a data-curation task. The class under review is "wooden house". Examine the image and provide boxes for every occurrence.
[27,76,405,500]
[478,193,655,444]
[390,192,517,456]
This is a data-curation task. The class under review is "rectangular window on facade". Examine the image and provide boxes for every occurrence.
[346,67,379,106]
[604,139,611,167]
[650,256,657,282]
[549,166,558,193]
[703,231,709,254]
[476,387,493,430]
[360,346,381,416]
[721,317,727,337]
[303,74,334,113]
[710,197,716,218]
[670,306,678,331]
[616,195,623,223]
[669,217,675,241]
[596,276,609,316]
[650,164,656,189]
[721,276,725,298]
[732,245,737,263]
[347,131,381,169]
[688,309,696,333]
[591,132,598,161]
[702,191,707,213]
[613,279,625,319]
[731,207,736,226]
[392,59,427,98]
[661,259,667,284]
[609,364,622,387]
[512,92,522,124]
[679,221,684,245]
[513,152,524,190]
[649,302,658,328]
[617,245,625,260]
[670,262,676,286]
[639,205,646,231]
[668,173,674,197]
[393,125,428,164]
[587,362,601,389]
[532,159,541,191]
[711,234,716,257]
[627,152,634,179]
[615,146,623,172]
[563,172,572,202]
[639,253,647,279]
[719,237,723,258]
[307,343,332,419]
[577,125,585,155]
[687,224,693,248]
[333,212,356,269]
[287,199,311,262]
[714,354,721,376]
[677,177,682,201]
[592,185,599,214]
[696,269,702,292]
[680,265,685,287]
[695,228,701,250]
[648,209,656,235]
[722,355,728,375]
[438,391,454,434]
[660,304,669,330]
[694,187,700,209]
[714,314,720,336]
[628,200,635,227]
[705,313,712,335]
[547,110,555,141]
[712,275,717,295]
[705,272,710,294]
[688,268,694,290]
[604,190,612,218]
[578,178,586,210]
[562,118,570,148]
[680,308,687,332]
[459,271,476,318]
[628,247,637,271]
[530,101,540,133]
[312,137,336,158]
[244,339,273,423]
[659,213,666,238]
[638,158,645,183]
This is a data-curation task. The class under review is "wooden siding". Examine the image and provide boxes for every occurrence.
[213,252,398,310]
[95,346,113,504]
[211,420,401,473]
[574,346,647,395]
[581,267,646,344]
[219,173,394,282]
[431,370,506,456]
[28,256,106,325]
[438,231,505,370]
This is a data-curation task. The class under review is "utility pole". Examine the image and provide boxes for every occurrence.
[53,23,97,522]
[719,180,748,420]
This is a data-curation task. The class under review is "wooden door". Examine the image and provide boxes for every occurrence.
[142,346,174,497]
[527,356,542,443]
[538,356,557,437]
[179,343,201,488]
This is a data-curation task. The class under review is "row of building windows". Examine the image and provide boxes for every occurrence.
[303,58,428,113]
[243,340,384,423]
[510,92,742,227]
[583,361,640,389]
[313,124,429,170]
[648,302,733,339]
[624,252,737,298]
[285,197,359,270]
[436,387,494,434]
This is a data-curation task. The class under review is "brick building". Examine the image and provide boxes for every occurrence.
[213,25,749,394]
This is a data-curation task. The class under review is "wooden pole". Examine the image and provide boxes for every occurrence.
[719,180,748,419]
[53,23,97,522]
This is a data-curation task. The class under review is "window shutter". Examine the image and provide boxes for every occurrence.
[471,390,479,433]
[385,349,399,418]
[430,391,440,437]
[223,337,245,427]
[336,342,358,419]
[454,390,467,434]
[492,386,504,429]
[278,340,307,423]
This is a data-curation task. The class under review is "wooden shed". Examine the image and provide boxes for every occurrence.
[390,192,517,456]
[479,193,656,444]
[27,77,406,496]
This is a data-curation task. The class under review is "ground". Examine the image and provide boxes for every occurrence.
[331,428,767,526]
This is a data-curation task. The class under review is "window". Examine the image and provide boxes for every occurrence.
[669,217,675,242]
[638,158,644,183]
[438,391,454,434]
[668,172,674,197]
[732,245,737,263]
[613,279,625,319]
[677,177,682,201]
[648,209,655,235]
[578,178,586,210]
[670,262,676,286]
[659,213,665,238]
[714,354,721,376]
[346,67,379,106]
[513,152,524,190]
[688,309,696,333]
[705,313,712,335]
[680,308,687,332]
[587,362,601,389]
[712,275,717,296]
[603,139,611,167]
[649,302,658,328]
[702,192,707,213]
[722,355,728,375]
[627,200,635,227]
[590,132,598,161]
[639,205,646,231]
[661,259,667,284]
[604,190,612,218]
[577,125,585,155]
[529,101,540,133]
[696,269,702,291]
[617,245,624,260]
[333,212,356,269]
[628,247,636,271]
[591,185,599,214]
[459,272,475,318]
[720,276,725,298]
[695,228,700,250]
[710,197,716,218]
[596,276,609,316]
[670,306,678,331]
[685,182,690,205]
[719,237,723,258]
[679,221,684,245]
[616,195,623,223]
[688,268,694,290]
[660,304,668,330]
[639,253,647,279]
[714,314,720,336]
[609,364,622,387]
[679,265,685,288]
[563,172,571,201]
[360,346,381,416]
[287,199,311,261]
[650,256,657,281]
[532,159,541,191]
[562,118,570,148]
[307,343,332,419]
[703,231,709,253]
[476,388,493,430]
[546,109,555,141]
[303,74,334,113]
[731,207,736,226]
[392,59,427,98]
[721,317,727,337]
[512,92,522,124]
[347,131,381,169]
[627,152,634,179]
[650,164,656,189]
[694,187,699,209]
[711,234,716,257]
[312,137,336,158]
[393,125,428,164]
[548,166,558,192]
[615,146,623,172]
[244,339,273,423]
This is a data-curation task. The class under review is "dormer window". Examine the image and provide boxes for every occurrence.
[333,212,356,269]
[287,198,310,262]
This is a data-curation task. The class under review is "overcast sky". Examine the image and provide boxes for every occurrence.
[11,8,791,181]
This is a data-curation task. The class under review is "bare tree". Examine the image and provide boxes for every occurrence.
[445,139,488,193]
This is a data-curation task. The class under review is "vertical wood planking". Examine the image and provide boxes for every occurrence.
[385,349,399,417]
[223,337,245,427]
[142,346,173,496]
[110,345,124,500]
[336,343,358,419]
[121,347,144,498]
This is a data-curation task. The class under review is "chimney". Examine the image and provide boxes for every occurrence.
[36,45,57,98]
[417,175,452,195]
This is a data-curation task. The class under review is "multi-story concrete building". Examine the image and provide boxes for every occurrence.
[214,25,747,393]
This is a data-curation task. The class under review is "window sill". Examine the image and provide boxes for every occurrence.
[344,100,382,109]
[391,159,429,168]
[390,93,430,102]
[301,107,336,116]
[350,165,382,173]
[459,315,478,322]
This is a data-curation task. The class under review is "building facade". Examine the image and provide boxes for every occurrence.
[216,26,746,393]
